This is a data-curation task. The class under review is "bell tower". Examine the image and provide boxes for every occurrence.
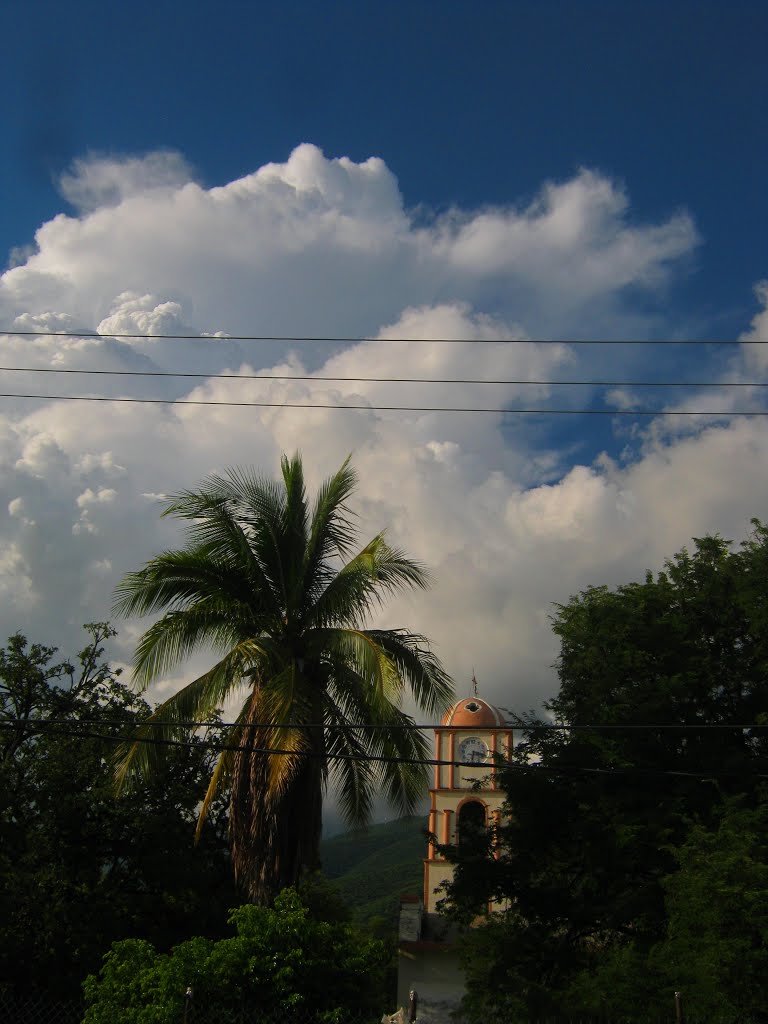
[396,687,512,1015]
[424,692,511,912]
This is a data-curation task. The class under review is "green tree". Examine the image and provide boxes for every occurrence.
[114,454,453,903]
[442,524,768,1021]
[561,798,768,1021]
[651,798,768,1021]
[82,888,390,1024]
[0,624,237,1002]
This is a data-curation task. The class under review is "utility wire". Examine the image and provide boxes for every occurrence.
[0,329,763,345]
[0,393,760,415]
[5,717,766,732]
[5,721,766,780]
[0,365,765,388]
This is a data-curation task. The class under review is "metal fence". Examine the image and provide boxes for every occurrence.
[0,996,85,1024]
[176,1006,381,1024]
[0,996,381,1024]
[0,997,756,1024]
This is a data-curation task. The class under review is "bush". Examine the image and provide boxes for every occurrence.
[82,890,389,1024]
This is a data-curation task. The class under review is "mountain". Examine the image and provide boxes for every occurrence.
[319,815,427,923]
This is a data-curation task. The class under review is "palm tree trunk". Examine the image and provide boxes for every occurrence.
[229,686,325,903]
[229,688,274,903]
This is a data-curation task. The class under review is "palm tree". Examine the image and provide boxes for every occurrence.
[113,454,453,903]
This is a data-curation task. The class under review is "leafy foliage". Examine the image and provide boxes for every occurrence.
[652,799,768,1021]
[0,624,236,1002]
[115,454,453,902]
[442,524,768,1022]
[82,889,389,1024]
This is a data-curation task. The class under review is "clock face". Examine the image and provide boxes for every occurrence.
[458,737,488,763]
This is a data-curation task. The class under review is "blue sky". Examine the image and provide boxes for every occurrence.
[3,0,765,334]
[0,0,767,719]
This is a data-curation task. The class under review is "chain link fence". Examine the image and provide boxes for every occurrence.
[177,1005,380,1024]
[0,996,382,1024]
[0,996,85,1024]
[1,996,753,1024]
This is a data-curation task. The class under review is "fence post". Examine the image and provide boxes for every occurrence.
[408,988,418,1022]
[674,990,685,1024]
[183,985,194,1024]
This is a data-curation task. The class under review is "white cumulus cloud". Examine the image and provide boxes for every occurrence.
[0,143,762,721]
[59,151,194,213]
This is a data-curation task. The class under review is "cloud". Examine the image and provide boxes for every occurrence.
[604,388,642,411]
[0,143,762,727]
[739,280,768,371]
[59,151,194,213]
[0,145,698,343]
[434,169,696,295]
[97,292,198,339]
[0,541,37,609]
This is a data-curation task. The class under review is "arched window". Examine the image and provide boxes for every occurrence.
[457,800,486,846]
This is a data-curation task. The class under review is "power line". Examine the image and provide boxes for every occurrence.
[0,365,766,388]
[5,717,766,732]
[0,329,763,345]
[0,392,761,416]
[5,722,766,780]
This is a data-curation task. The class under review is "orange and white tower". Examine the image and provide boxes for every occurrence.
[424,693,512,912]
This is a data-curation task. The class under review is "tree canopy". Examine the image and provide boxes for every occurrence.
[442,523,768,1023]
[0,624,237,1003]
[114,454,453,902]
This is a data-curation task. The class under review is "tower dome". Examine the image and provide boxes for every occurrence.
[441,695,506,729]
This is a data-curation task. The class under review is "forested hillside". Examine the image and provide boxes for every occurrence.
[320,816,426,923]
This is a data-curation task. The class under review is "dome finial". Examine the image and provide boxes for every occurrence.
[471,670,478,697]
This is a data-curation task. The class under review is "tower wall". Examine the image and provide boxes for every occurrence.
[424,699,513,914]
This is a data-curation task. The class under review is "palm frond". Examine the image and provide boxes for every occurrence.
[162,466,272,520]
[308,534,432,628]
[224,469,290,606]
[129,605,264,690]
[310,627,405,708]
[195,749,233,842]
[304,455,358,570]
[113,642,260,794]
[278,454,310,623]
[363,711,432,816]
[323,658,381,722]
[366,535,434,592]
[172,466,291,614]
[113,548,257,619]
[366,628,454,717]
[324,663,431,817]
[195,742,236,843]
[164,488,284,620]
[323,705,376,827]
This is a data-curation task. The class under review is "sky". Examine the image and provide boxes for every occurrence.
[1,0,767,744]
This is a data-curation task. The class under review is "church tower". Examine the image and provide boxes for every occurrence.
[424,693,511,912]
[396,688,512,1016]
